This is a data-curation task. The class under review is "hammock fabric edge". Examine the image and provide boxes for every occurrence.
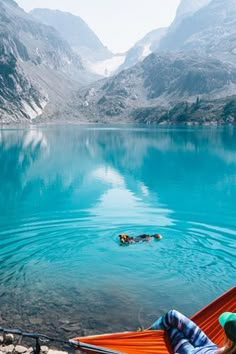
[73,286,236,354]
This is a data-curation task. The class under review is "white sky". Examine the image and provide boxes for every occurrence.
[16,0,181,53]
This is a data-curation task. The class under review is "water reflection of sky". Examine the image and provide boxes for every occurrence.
[90,165,173,227]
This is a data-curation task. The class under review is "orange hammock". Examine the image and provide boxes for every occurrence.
[73,286,236,354]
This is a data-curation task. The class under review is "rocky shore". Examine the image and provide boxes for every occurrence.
[0,334,68,354]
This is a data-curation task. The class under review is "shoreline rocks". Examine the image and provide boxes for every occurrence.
[0,335,68,354]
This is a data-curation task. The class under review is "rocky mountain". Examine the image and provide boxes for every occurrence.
[174,0,211,24]
[2,0,236,124]
[159,0,236,64]
[30,8,113,63]
[0,0,84,73]
[73,52,236,124]
[117,27,167,72]
[0,45,47,122]
[0,0,97,122]
[117,0,212,73]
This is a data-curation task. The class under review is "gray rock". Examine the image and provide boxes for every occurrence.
[1,344,14,353]
[29,317,43,325]
[3,334,14,345]
[14,345,28,353]
[47,350,67,354]
[40,345,49,353]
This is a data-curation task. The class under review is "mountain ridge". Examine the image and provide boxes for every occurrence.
[117,27,167,72]
[159,0,236,65]
[30,8,113,63]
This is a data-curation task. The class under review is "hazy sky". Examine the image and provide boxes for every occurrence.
[16,0,181,53]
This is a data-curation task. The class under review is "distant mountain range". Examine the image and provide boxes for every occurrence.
[70,0,236,124]
[30,8,166,76]
[71,0,236,125]
[30,9,113,63]
[1,0,236,124]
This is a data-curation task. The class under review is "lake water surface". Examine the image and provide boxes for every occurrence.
[0,125,235,339]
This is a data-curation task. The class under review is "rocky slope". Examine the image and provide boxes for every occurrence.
[30,8,112,63]
[117,27,167,72]
[0,0,96,122]
[174,0,211,25]
[0,44,47,122]
[159,0,236,64]
[0,0,83,73]
[73,52,236,124]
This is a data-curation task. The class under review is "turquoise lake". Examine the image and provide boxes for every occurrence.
[0,125,235,339]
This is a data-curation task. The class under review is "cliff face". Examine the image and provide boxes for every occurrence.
[0,49,47,122]
[0,0,84,71]
[0,1,48,122]
[0,0,97,123]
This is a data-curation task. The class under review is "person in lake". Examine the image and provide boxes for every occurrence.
[149,310,236,354]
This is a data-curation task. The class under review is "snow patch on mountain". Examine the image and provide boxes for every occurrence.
[88,55,126,77]
[142,44,152,57]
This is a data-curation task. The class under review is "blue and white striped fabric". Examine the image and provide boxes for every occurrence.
[150,310,219,354]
